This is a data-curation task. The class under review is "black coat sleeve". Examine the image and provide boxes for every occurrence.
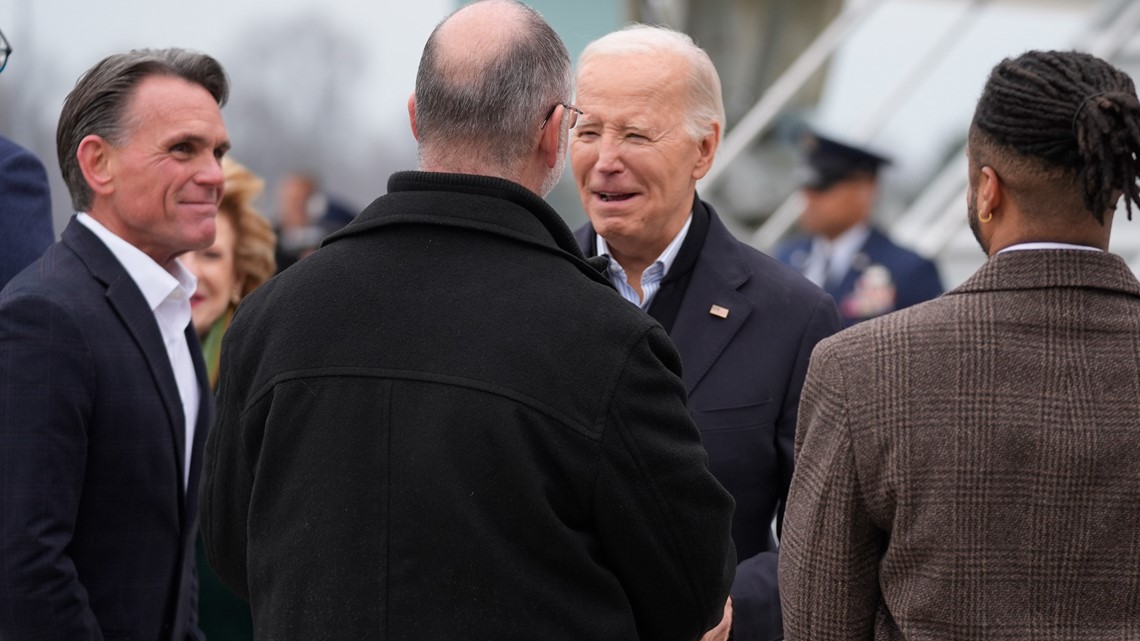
[594,325,737,641]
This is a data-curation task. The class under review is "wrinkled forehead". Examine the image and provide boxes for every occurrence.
[575,52,690,120]
[577,49,687,90]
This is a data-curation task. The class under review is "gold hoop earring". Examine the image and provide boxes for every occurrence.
[978,209,992,224]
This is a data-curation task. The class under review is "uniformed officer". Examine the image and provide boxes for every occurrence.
[774,130,943,326]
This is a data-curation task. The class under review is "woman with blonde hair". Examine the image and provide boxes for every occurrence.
[183,156,276,388]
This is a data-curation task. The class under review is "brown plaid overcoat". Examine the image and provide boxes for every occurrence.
[780,248,1140,641]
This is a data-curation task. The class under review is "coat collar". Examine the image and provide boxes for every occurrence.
[575,197,755,394]
[691,197,754,289]
[950,248,1140,299]
[326,171,612,288]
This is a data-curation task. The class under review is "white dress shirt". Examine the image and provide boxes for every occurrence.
[998,242,1103,253]
[77,213,199,490]
[597,213,693,310]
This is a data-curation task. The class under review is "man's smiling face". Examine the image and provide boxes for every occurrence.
[571,50,714,258]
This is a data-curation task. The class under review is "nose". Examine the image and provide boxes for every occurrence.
[197,154,225,191]
[593,136,625,174]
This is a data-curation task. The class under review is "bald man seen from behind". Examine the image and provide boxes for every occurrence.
[198,2,737,640]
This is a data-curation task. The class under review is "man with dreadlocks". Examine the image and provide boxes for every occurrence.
[779,49,1140,641]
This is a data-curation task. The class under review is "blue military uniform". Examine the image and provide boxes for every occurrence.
[775,228,943,326]
[775,130,943,326]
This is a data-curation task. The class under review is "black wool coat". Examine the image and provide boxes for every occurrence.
[200,171,737,641]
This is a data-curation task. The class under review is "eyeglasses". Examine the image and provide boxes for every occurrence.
[541,103,582,130]
[0,28,11,75]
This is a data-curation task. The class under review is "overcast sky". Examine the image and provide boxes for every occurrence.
[0,0,456,228]
[1,0,452,137]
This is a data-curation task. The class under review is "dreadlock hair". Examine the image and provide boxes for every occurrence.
[970,50,1140,223]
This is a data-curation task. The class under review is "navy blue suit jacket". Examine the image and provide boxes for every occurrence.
[0,135,54,289]
[0,217,209,641]
[775,227,943,327]
[578,199,842,641]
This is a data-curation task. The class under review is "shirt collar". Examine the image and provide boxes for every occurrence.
[812,223,871,263]
[595,212,694,277]
[77,213,198,312]
[998,242,1103,254]
[810,223,871,284]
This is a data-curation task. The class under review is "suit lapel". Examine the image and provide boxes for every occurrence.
[185,324,211,523]
[669,268,752,394]
[656,205,753,395]
[576,203,754,395]
[64,219,188,497]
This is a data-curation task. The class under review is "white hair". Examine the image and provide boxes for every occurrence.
[578,24,725,143]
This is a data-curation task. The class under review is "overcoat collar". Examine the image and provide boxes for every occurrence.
[951,248,1140,298]
[325,171,612,288]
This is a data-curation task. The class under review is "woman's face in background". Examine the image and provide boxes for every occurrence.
[183,211,238,336]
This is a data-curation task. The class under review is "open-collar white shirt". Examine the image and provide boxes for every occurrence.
[998,242,1103,253]
[77,213,199,490]
[597,213,693,310]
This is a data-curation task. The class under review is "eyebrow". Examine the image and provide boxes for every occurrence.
[166,130,226,145]
[166,133,231,153]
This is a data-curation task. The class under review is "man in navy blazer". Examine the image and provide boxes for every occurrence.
[0,24,54,288]
[774,131,943,326]
[571,25,842,641]
[0,49,231,641]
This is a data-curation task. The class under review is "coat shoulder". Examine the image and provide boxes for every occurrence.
[2,241,90,302]
[729,238,834,308]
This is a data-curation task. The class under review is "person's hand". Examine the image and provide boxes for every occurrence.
[699,596,732,641]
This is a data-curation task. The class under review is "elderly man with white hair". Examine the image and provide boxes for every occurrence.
[571,24,843,641]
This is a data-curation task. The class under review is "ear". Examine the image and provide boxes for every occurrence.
[691,121,721,180]
[977,165,1002,217]
[407,93,419,141]
[539,104,563,169]
[76,134,116,198]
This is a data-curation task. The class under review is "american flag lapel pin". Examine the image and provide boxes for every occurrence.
[709,304,729,319]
